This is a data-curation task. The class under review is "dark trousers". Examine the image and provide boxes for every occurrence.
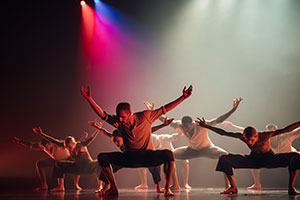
[53,160,99,178]
[98,149,174,168]
[99,165,161,184]
[97,149,173,184]
[216,151,300,176]
[148,166,161,184]
[36,157,55,168]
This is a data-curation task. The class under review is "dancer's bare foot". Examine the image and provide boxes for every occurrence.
[99,188,118,197]
[225,184,231,189]
[247,184,261,190]
[33,186,48,192]
[220,187,237,194]
[95,189,102,194]
[95,186,103,194]
[288,187,300,195]
[98,185,103,191]
[75,184,83,191]
[156,187,164,193]
[164,188,174,197]
[171,185,180,191]
[95,183,110,194]
[51,186,65,192]
[134,184,148,190]
[183,184,192,189]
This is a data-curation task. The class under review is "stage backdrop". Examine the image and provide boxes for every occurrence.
[2,0,300,189]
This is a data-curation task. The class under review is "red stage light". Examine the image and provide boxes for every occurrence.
[80,1,86,6]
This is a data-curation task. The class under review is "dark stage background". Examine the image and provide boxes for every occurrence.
[2,0,300,190]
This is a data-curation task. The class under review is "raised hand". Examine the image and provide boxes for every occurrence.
[82,132,88,139]
[144,101,154,110]
[183,85,193,99]
[163,118,174,126]
[80,86,91,99]
[232,97,243,110]
[195,117,207,127]
[32,127,42,135]
[89,119,103,130]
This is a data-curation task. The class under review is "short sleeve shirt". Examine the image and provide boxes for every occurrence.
[271,128,300,153]
[151,134,177,150]
[170,121,212,150]
[103,107,166,151]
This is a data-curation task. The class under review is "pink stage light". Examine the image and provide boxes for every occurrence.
[80,0,155,90]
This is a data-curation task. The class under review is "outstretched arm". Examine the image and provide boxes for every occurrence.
[13,137,43,151]
[272,121,300,137]
[151,118,174,133]
[144,101,178,128]
[196,117,243,139]
[163,85,193,113]
[145,86,192,123]
[89,119,113,138]
[81,86,106,119]
[32,127,64,147]
[207,97,243,126]
[164,132,183,143]
[289,128,300,140]
[222,121,244,133]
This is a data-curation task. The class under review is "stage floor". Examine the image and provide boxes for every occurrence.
[0,188,299,200]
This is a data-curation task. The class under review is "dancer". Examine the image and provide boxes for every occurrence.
[223,121,300,190]
[197,118,300,195]
[89,118,173,194]
[150,98,243,189]
[81,85,192,196]
[13,132,87,191]
[33,127,101,192]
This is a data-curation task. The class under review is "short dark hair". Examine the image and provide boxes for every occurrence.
[181,116,193,124]
[41,139,50,146]
[112,129,122,137]
[116,102,131,116]
[243,126,257,138]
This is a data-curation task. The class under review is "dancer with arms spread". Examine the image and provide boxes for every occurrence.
[14,130,87,191]
[33,127,101,192]
[198,118,300,195]
[223,121,300,190]
[90,118,173,194]
[81,85,192,197]
[149,98,243,189]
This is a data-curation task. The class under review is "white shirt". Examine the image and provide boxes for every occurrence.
[151,134,179,150]
[170,120,212,150]
[271,128,300,154]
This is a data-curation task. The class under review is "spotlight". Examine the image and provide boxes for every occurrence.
[80,0,86,6]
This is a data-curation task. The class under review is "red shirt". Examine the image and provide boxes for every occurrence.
[103,107,166,151]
